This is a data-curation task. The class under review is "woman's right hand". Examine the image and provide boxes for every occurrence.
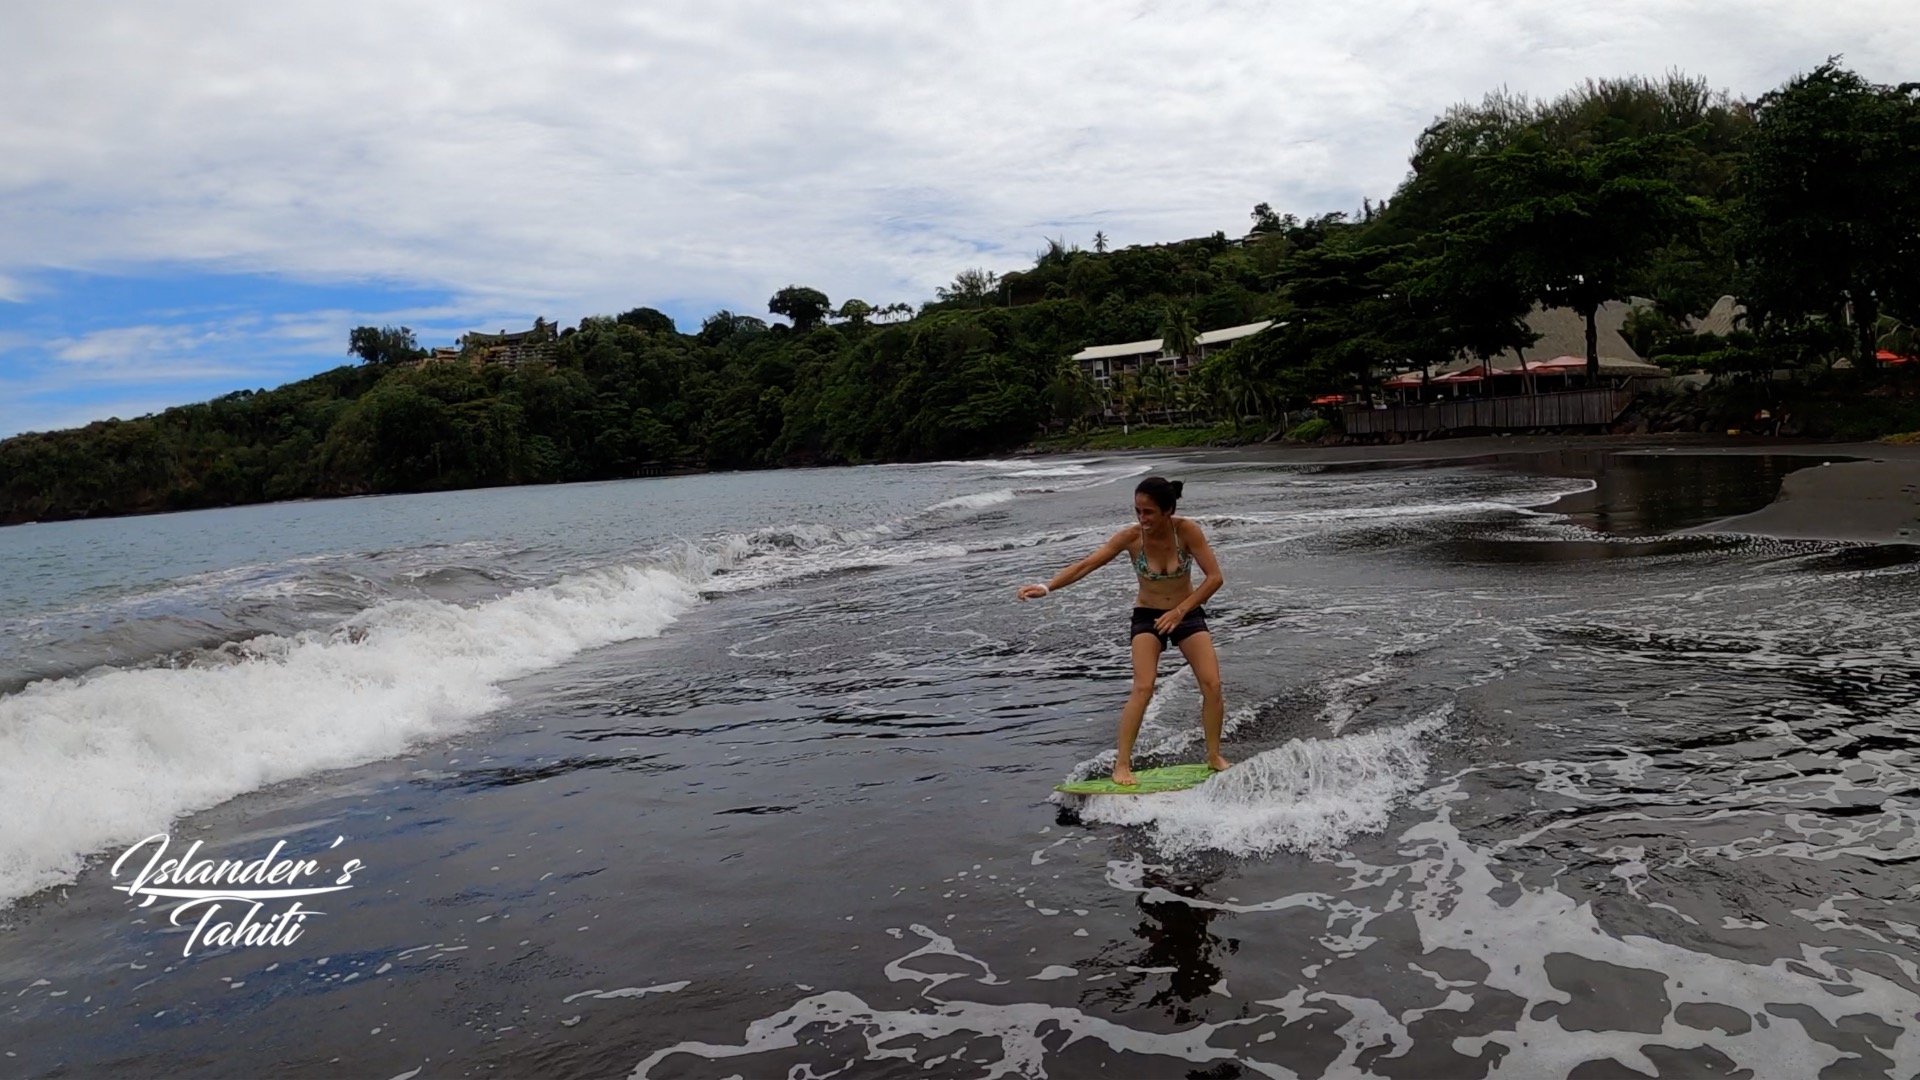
[1017,584,1049,601]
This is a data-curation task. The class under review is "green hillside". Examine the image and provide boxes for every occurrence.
[6,64,1919,524]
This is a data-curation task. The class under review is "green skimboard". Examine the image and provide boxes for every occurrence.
[1055,763,1216,796]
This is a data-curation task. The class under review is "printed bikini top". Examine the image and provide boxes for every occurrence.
[1133,524,1194,581]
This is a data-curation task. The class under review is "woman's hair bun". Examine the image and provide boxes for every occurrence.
[1134,475,1183,512]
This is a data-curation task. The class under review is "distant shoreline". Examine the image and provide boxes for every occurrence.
[1217,432,1920,545]
[8,433,1917,540]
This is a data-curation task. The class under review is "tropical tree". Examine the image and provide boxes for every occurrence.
[698,310,770,348]
[1736,61,1920,370]
[1109,371,1147,430]
[768,286,832,332]
[348,326,424,366]
[1198,339,1275,436]
[1093,231,1110,254]
[1411,243,1540,383]
[1451,133,1710,379]
[615,307,678,334]
[1159,303,1199,366]
[1044,359,1099,430]
[833,299,873,328]
[937,268,999,308]
[1137,361,1175,423]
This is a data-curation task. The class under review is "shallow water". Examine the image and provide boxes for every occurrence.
[3,449,1918,1078]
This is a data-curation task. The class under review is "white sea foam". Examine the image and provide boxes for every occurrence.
[0,564,699,908]
[647,764,1920,1080]
[1002,465,1096,478]
[1070,706,1451,856]
[0,499,1115,909]
[925,489,1018,512]
[629,924,1263,1078]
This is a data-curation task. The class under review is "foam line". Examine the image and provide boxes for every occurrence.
[0,565,697,908]
[1071,706,1452,856]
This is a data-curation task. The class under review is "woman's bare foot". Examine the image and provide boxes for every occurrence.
[1208,754,1232,771]
[1112,764,1137,786]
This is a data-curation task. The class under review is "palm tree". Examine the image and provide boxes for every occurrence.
[1093,231,1110,254]
[1225,374,1254,438]
[1207,356,1264,438]
[1139,362,1175,424]
[1095,378,1118,428]
[936,268,997,308]
[1045,359,1102,431]
[1172,377,1201,425]
[1113,372,1147,432]
[1160,304,1199,368]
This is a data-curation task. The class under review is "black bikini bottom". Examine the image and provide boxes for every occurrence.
[1129,606,1209,647]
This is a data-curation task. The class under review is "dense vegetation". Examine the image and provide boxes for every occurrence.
[5,62,1919,523]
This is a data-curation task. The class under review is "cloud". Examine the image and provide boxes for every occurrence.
[0,293,508,435]
[0,1,1914,433]
[52,323,236,366]
[6,1,1914,316]
[43,316,348,381]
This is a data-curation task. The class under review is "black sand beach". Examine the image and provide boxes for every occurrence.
[1242,433,1920,543]
[4,440,1919,1078]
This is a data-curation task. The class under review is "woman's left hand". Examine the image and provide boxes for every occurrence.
[1154,609,1185,635]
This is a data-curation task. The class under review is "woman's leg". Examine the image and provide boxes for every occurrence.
[1115,632,1163,785]
[1177,631,1230,770]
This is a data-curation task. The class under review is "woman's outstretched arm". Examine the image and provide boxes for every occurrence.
[1017,527,1134,600]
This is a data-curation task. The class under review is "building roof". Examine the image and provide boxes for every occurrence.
[1384,355,1671,387]
[1525,355,1670,376]
[1072,319,1279,363]
[1689,295,1744,337]
[1072,337,1165,362]
[1521,301,1642,363]
[1195,320,1276,347]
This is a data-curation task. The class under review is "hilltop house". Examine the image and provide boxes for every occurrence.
[397,320,559,372]
[460,320,558,370]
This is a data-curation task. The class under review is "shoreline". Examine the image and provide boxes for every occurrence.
[9,432,1918,544]
[1682,459,1920,543]
[1192,434,1920,546]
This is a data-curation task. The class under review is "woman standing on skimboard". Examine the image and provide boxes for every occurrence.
[1018,476,1228,787]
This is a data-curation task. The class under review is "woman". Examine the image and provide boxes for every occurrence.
[1017,476,1228,786]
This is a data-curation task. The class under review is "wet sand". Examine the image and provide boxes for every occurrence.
[1228,434,1920,544]
[1688,460,1920,543]
[1227,431,1910,467]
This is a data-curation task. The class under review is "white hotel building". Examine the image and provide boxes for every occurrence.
[1070,320,1275,417]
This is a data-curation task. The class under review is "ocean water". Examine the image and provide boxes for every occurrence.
[2,448,1918,1078]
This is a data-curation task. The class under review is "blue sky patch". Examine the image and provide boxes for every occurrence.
[0,268,539,437]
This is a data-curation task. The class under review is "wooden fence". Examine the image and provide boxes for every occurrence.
[1341,389,1636,436]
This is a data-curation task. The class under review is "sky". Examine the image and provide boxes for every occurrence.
[2,1,1915,437]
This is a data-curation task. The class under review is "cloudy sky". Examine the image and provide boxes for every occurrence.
[1,1,1913,436]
